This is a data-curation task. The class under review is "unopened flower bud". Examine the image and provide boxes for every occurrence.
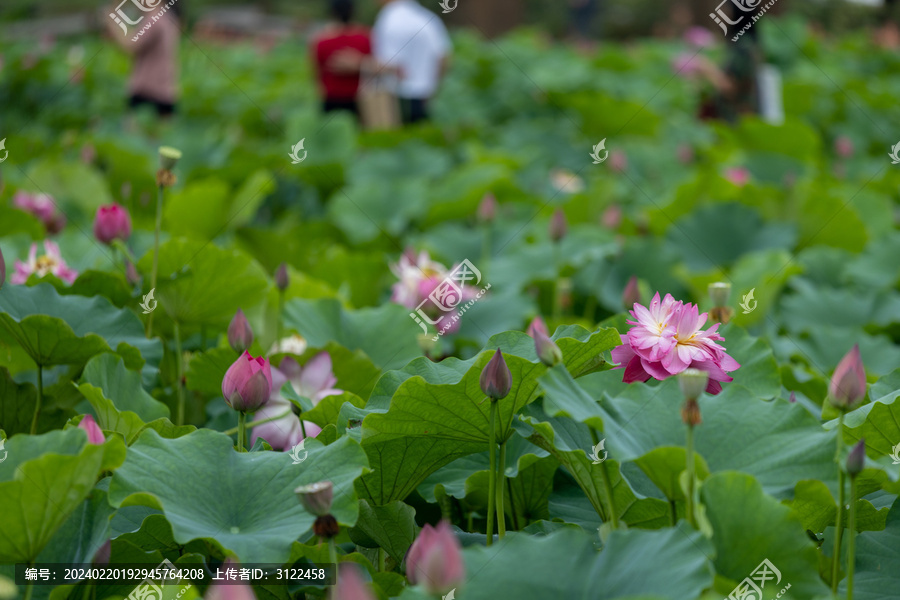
[534,329,562,367]
[295,481,333,517]
[480,349,512,400]
[275,262,289,292]
[78,414,105,445]
[222,352,272,413]
[549,209,567,243]
[333,565,376,600]
[622,276,640,310]
[477,193,498,223]
[406,521,465,595]
[527,316,548,339]
[846,439,866,477]
[829,345,866,411]
[227,309,254,354]
[679,368,709,402]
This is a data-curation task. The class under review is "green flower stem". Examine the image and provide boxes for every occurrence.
[507,477,520,530]
[276,291,285,351]
[23,562,34,600]
[224,410,291,435]
[328,536,338,566]
[237,411,247,452]
[378,547,386,572]
[481,224,491,282]
[300,419,308,440]
[486,397,498,546]
[847,476,858,600]
[110,239,137,268]
[173,321,185,427]
[467,511,474,533]
[30,364,43,435]
[591,428,619,528]
[551,244,561,322]
[497,439,507,539]
[146,184,164,337]
[685,423,696,528]
[832,412,846,595]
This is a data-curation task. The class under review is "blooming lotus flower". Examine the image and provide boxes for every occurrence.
[829,345,866,410]
[526,316,549,339]
[227,309,254,354]
[13,191,66,234]
[684,26,715,48]
[611,292,740,395]
[480,349,512,400]
[724,167,750,186]
[78,414,105,445]
[93,203,132,245]
[222,352,273,413]
[333,565,376,600]
[12,241,78,285]
[251,353,340,450]
[549,168,584,194]
[269,334,308,356]
[406,521,465,594]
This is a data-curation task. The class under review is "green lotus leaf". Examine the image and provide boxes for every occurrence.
[107,429,370,563]
[0,429,126,562]
[0,283,162,383]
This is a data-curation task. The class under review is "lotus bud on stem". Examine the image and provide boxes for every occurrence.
[147,146,181,338]
[479,349,511,545]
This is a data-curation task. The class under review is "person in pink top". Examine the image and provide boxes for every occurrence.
[106,2,181,117]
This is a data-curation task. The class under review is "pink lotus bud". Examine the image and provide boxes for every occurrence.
[835,136,854,159]
[222,351,273,413]
[78,414,105,445]
[227,309,254,354]
[789,391,797,403]
[549,209,567,242]
[829,345,866,410]
[275,262,289,292]
[93,203,132,245]
[406,521,465,594]
[601,204,622,230]
[846,438,866,477]
[477,193,498,223]
[480,349,512,400]
[609,150,628,173]
[333,565,376,600]
[294,481,333,517]
[534,329,562,367]
[724,167,750,187]
[622,276,641,310]
[526,316,549,339]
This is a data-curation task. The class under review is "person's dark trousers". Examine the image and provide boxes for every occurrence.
[399,98,429,124]
[323,98,360,117]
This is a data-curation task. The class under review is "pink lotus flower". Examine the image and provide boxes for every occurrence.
[549,168,585,194]
[835,136,854,159]
[333,565,376,600]
[93,203,132,245]
[78,414,105,445]
[684,26,715,48]
[724,167,750,186]
[12,241,78,285]
[829,345,866,410]
[222,351,273,413]
[611,292,740,395]
[13,191,66,234]
[390,250,478,335]
[526,315,549,338]
[227,309,254,354]
[251,353,341,450]
[406,521,465,594]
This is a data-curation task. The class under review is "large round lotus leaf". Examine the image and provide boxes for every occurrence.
[455,522,712,600]
[0,429,126,563]
[0,283,162,382]
[107,429,370,563]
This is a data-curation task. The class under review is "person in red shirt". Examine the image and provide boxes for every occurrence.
[311,0,372,117]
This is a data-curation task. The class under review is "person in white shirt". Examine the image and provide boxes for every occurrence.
[372,0,451,123]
